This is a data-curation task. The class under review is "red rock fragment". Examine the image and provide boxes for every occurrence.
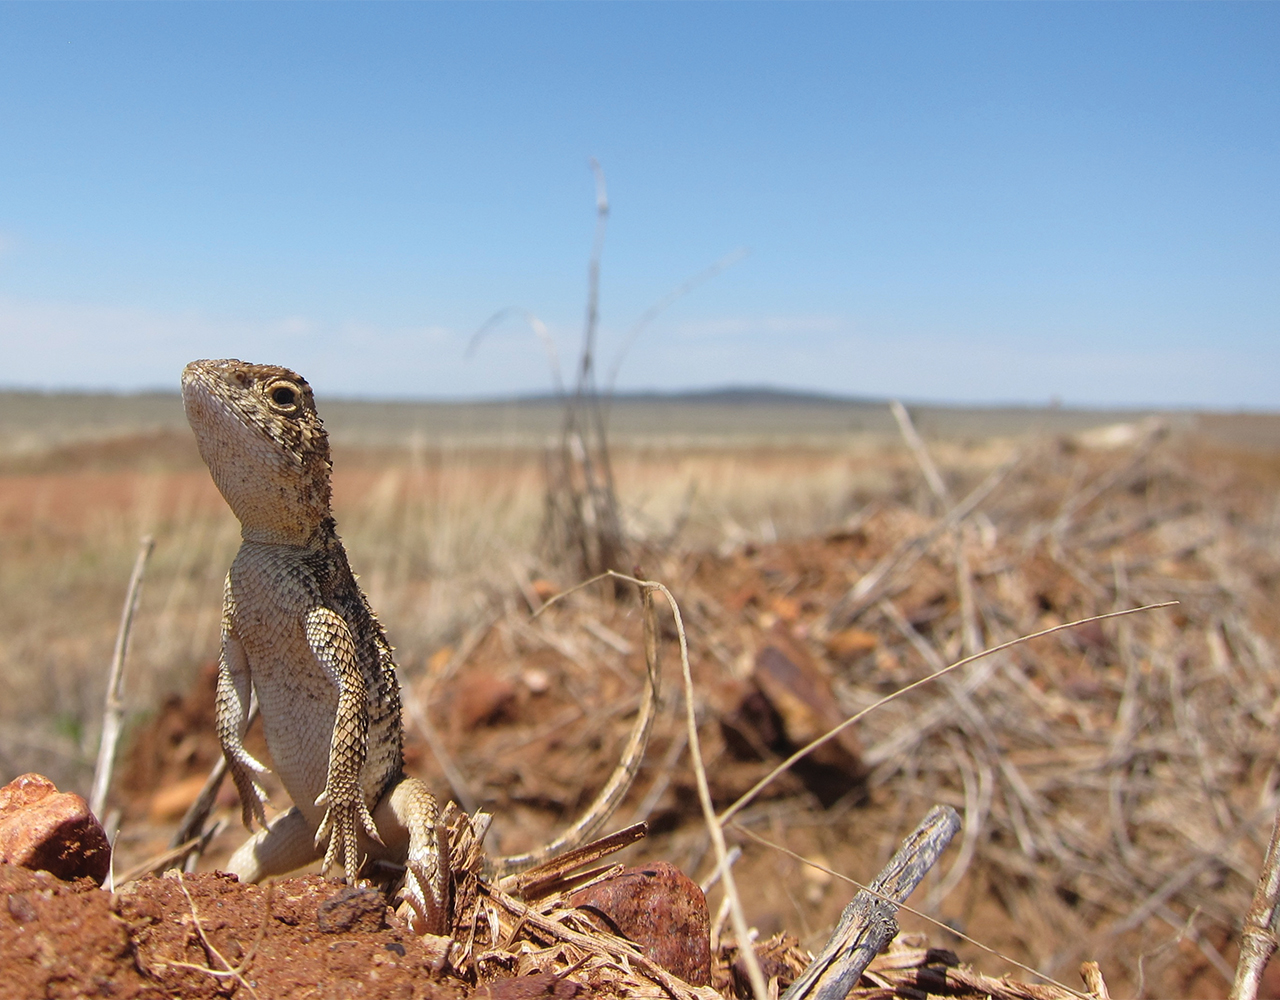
[477,971,588,1000]
[0,773,111,885]
[531,578,560,603]
[570,861,711,986]
[824,627,878,661]
[721,628,868,808]
[453,673,520,730]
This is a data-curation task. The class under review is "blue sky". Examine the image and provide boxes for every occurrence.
[0,3,1276,407]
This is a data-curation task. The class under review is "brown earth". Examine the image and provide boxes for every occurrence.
[0,864,462,1000]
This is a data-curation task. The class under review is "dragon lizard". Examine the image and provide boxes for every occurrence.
[182,358,655,934]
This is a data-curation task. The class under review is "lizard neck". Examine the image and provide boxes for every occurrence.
[211,458,332,547]
[240,513,337,549]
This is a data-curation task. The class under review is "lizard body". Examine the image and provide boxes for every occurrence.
[182,358,655,933]
[183,358,446,931]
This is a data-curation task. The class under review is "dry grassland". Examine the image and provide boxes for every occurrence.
[0,393,969,791]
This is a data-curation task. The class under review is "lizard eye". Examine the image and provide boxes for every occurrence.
[267,381,300,411]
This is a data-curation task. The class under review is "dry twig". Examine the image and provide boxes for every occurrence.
[89,534,155,820]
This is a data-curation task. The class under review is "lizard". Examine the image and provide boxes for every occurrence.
[181,358,657,934]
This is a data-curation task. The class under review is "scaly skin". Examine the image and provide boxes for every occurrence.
[182,359,446,933]
[182,357,658,933]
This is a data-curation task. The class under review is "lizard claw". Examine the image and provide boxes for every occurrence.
[398,850,448,935]
[227,750,271,831]
[314,791,381,884]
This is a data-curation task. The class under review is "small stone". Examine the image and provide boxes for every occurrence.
[750,634,868,807]
[521,668,551,695]
[0,773,111,885]
[824,627,878,660]
[7,892,39,923]
[453,673,519,730]
[316,884,387,933]
[530,579,559,603]
[570,861,711,986]
[477,971,585,1000]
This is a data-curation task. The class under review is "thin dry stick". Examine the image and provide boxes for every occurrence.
[721,602,1178,827]
[89,534,155,820]
[779,804,962,1000]
[1228,804,1280,1000]
[828,451,1020,627]
[591,569,771,1000]
[889,400,981,656]
[737,826,1090,1000]
[156,873,271,1000]
[498,822,648,899]
[890,400,951,507]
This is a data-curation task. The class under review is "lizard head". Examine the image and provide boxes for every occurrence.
[182,359,333,545]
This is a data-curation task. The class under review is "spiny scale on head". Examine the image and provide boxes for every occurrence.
[182,359,335,544]
[183,358,329,464]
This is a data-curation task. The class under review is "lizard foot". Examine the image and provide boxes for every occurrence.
[396,836,449,935]
[227,751,271,831]
[374,775,450,935]
[314,790,381,884]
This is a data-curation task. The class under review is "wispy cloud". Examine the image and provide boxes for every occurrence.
[0,294,544,398]
[669,314,846,341]
[0,294,1275,408]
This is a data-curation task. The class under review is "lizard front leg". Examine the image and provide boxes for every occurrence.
[304,606,381,884]
[217,580,271,831]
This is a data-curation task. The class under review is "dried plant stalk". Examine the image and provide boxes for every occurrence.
[89,534,155,820]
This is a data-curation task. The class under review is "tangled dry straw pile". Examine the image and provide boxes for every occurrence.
[427,415,1280,999]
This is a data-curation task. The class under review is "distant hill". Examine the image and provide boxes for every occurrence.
[513,386,884,407]
[2,384,1275,455]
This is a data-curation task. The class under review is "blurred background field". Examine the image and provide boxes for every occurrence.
[3,389,1280,997]
[0,385,1194,784]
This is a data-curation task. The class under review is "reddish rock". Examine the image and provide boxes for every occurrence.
[530,578,560,603]
[453,673,520,730]
[722,627,868,808]
[825,627,879,661]
[0,773,111,885]
[570,861,711,986]
[477,971,587,1000]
